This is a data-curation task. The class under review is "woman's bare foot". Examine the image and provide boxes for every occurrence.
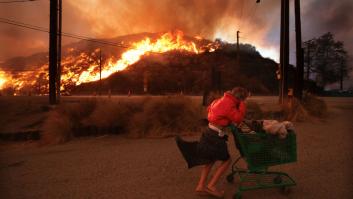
[195,186,209,196]
[205,186,224,198]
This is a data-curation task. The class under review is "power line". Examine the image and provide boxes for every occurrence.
[0,0,38,3]
[0,18,129,48]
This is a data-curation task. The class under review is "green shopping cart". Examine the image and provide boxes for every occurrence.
[227,125,297,199]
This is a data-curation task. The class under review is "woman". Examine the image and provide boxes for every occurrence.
[176,87,248,198]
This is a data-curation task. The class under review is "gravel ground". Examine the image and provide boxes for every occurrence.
[0,97,352,199]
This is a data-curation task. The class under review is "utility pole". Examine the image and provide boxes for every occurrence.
[279,0,290,104]
[99,49,102,96]
[279,0,284,103]
[56,0,62,103]
[294,0,304,100]
[49,0,58,105]
[237,30,240,67]
[283,0,289,102]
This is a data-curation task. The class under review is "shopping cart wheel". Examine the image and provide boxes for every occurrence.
[226,173,234,183]
[273,175,282,184]
[280,186,291,195]
[233,192,242,199]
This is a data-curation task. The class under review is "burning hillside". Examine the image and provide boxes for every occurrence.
[0,31,218,95]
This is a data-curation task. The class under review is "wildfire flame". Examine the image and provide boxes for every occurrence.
[0,31,217,95]
[0,70,7,90]
[76,31,199,85]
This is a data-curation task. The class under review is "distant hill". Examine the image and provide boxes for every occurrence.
[0,32,280,95]
[73,45,280,95]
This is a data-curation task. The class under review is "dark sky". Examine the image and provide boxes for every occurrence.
[0,0,352,87]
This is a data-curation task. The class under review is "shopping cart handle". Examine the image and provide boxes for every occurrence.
[228,124,238,133]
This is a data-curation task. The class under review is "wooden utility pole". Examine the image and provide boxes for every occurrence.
[294,0,304,100]
[49,0,58,105]
[279,0,290,104]
[56,0,62,103]
[279,0,284,103]
[237,30,240,67]
[283,0,289,102]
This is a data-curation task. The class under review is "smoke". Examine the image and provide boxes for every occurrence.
[299,0,353,88]
[0,0,352,86]
[300,0,353,54]
[65,0,282,60]
[0,0,281,61]
[65,0,272,40]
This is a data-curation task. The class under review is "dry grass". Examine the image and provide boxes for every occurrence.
[245,100,264,120]
[41,96,203,144]
[81,99,145,129]
[40,94,327,144]
[284,93,327,122]
[302,92,327,117]
[41,110,73,145]
[127,96,203,138]
[40,99,97,145]
[283,98,310,122]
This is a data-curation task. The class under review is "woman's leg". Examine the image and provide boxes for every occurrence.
[195,162,214,192]
[207,158,231,191]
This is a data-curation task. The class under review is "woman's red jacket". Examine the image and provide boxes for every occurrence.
[207,92,246,126]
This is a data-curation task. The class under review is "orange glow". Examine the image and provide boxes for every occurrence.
[194,35,203,40]
[0,70,8,89]
[0,31,217,95]
[76,31,199,85]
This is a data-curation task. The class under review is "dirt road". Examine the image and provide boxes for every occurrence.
[1,97,352,199]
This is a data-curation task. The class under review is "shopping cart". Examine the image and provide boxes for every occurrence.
[226,125,297,199]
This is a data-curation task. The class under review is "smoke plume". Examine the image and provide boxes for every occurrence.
[0,0,352,87]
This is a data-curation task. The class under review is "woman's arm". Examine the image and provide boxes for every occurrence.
[227,101,246,124]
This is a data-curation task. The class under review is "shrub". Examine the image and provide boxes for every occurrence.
[245,100,264,120]
[40,99,97,145]
[283,92,327,121]
[81,98,145,131]
[127,96,203,138]
[301,92,327,117]
[41,109,73,145]
[41,96,204,143]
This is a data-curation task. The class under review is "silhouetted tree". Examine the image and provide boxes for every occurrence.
[303,32,350,89]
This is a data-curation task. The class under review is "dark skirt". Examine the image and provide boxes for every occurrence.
[175,128,230,168]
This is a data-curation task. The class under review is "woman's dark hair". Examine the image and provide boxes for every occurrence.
[230,87,249,101]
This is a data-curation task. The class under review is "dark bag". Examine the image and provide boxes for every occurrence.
[175,136,210,168]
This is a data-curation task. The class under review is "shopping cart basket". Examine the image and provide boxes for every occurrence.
[226,125,297,199]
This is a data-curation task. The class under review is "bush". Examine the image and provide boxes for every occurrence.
[81,98,146,131]
[127,96,203,138]
[245,100,264,120]
[283,92,327,121]
[283,98,310,122]
[301,92,327,117]
[41,99,97,145]
[41,109,74,145]
[41,96,204,143]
